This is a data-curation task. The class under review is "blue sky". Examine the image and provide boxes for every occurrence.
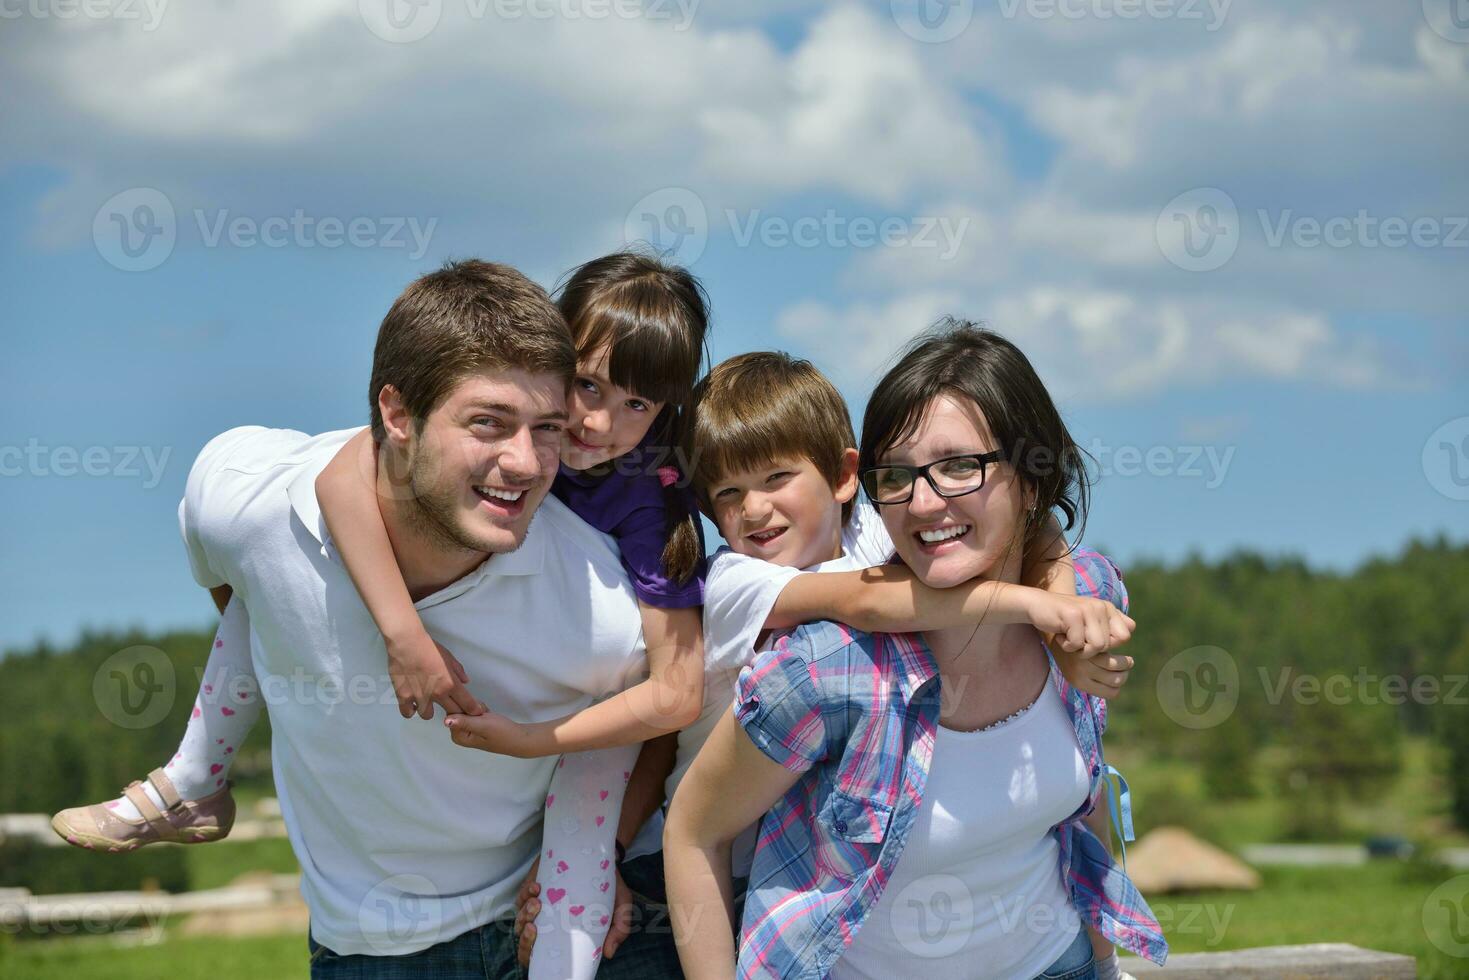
[1,0,1465,653]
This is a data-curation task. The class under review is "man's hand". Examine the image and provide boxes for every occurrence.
[514,862,637,966]
[444,709,536,757]
[386,629,485,720]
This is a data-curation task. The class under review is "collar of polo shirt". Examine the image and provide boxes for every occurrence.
[285,428,548,594]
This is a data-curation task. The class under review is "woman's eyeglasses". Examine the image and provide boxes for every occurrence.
[859,451,1005,506]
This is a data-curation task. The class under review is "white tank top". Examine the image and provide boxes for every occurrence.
[828,681,1090,980]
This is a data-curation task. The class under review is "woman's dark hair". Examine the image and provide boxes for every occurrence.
[859,318,1091,552]
[556,250,711,584]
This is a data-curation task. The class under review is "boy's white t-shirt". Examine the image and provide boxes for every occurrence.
[625,497,893,866]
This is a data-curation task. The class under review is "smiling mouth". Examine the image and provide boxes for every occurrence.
[916,524,971,545]
[746,527,788,546]
[567,432,602,453]
[473,484,527,515]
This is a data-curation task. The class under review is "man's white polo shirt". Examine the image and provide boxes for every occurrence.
[178,425,646,956]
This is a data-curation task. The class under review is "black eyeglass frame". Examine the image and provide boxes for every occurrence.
[859,450,1006,506]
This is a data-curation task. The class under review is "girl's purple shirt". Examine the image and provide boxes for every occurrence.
[551,431,705,608]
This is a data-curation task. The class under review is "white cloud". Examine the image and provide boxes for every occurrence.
[776,285,1403,400]
[696,6,1005,205]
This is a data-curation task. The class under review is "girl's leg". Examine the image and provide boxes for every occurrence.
[529,742,641,980]
[52,595,262,848]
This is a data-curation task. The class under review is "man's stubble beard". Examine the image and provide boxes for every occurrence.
[400,442,535,558]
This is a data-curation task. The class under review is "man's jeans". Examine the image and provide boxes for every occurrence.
[309,918,523,980]
[308,853,685,980]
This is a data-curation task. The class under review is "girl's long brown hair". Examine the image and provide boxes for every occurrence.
[556,250,711,584]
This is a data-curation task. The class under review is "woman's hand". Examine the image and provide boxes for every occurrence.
[1025,592,1135,698]
[386,628,485,720]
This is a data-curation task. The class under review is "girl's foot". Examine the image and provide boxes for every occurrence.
[50,768,236,852]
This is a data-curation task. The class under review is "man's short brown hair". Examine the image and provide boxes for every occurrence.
[690,351,857,524]
[369,259,575,442]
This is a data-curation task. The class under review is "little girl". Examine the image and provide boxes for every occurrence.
[52,250,712,979]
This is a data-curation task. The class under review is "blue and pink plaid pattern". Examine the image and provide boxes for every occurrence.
[732,549,1168,979]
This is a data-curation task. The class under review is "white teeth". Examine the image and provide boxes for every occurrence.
[918,525,969,544]
[749,528,784,541]
[475,486,523,502]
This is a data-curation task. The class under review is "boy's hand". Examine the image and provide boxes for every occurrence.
[515,863,636,965]
[386,630,485,720]
[1026,592,1135,698]
[444,709,536,757]
[1026,591,1134,656]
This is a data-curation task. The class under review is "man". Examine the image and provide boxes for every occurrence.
[179,259,677,978]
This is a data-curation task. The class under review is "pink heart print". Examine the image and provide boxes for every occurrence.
[623,770,631,781]
[191,707,201,719]
[598,790,609,801]
[569,905,585,916]
[599,881,610,893]
[545,887,566,905]
[594,816,605,827]
[600,859,610,870]
[225,747,233,754]
[210,764,223,775]
[215,639,223,648]
[216,738,224,744]
[221,707,235,716]
[547,794,555,808]
[204,685,214,694]
[599,915,609,926]
[556,860,569,874]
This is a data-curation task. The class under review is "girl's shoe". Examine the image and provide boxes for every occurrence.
[50,768,236,852]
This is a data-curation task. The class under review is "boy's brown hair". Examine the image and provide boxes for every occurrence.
[369,259,574,443]
[690,351,856,524]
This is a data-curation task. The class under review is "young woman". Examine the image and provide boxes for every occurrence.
[665,321,1168,980]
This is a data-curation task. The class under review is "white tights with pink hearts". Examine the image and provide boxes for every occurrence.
[111,595,262,821]
[530,742,640,980]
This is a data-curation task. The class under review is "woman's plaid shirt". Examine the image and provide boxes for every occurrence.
[731,549,1168,979]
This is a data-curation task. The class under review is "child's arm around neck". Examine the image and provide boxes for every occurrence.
[315,428,485,720]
